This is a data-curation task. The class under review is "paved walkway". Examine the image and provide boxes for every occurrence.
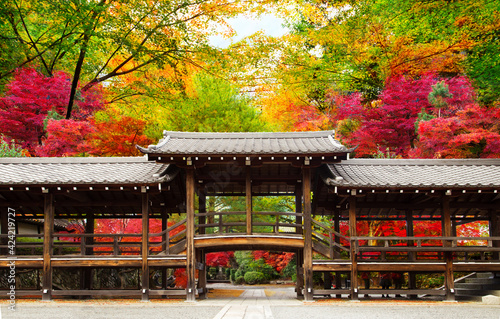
[202,288,301,319]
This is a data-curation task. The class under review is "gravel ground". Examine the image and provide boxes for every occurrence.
[2,301,500,319]
[1,304,223,319]
[271,304,500,319]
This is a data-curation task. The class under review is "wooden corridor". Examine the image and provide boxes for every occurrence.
[1,131,499,302]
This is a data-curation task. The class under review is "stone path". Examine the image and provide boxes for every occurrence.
[200,288,302,319]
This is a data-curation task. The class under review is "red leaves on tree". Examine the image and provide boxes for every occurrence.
[410,104,500,158]
[206,251,234,268]
[87,109,155,156]
[339,73,475,157]
[252,251,294,273]
[0,68,103,153]
[35,119,95,156]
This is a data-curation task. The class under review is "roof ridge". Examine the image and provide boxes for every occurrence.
[164,130,335,139]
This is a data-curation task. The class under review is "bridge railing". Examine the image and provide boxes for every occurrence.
[311,219,350,260]
[149,218,187,255]
[195,211,303,235]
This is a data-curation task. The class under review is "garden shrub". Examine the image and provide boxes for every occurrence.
[244,271,266,285]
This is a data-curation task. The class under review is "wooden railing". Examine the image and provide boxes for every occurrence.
[352,236,500,261]
[148,218,187,255]
[195,211,303,235]
[311,219,350,260]
[52,233,142,256]
[0,234,44,256]
[252,211,303,234]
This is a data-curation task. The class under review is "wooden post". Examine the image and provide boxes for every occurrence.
[186,168,196,302]
[199,187,206,235]
[161,212,168,291]
[295,184,303,235]
[442,194,455,301]
[334,210,340,259]
[42,194,54,301]
[303,166,313,301]
[406,210,417,299]
[246,166,252,235]
[489,210,499,261]
[296,250,304,297]
[349,194,358,301]
[141,191,149,301]
[197,249,207,299]
[81,213,94,292]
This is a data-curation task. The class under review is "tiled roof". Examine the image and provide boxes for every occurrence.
[322,159,500,189]
[138,131,352,156]
[0,157,177,186]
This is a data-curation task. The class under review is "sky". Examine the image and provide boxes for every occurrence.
[209,14,289,48]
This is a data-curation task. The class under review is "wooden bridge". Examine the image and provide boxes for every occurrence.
[1,131,499,301]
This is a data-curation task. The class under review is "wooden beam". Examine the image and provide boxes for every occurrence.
[302,167,313,301]
[442,195,455,301]
[42,194,54,301]
[246,166,252,235]
[186,167,196,301]
[141,192,149,301]
[349,195,358,300]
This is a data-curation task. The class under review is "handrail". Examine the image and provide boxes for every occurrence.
[149,218,187,237]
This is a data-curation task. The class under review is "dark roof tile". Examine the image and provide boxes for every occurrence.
[139,131,351,156]
[0,157,176,186]
[323,159,500,189]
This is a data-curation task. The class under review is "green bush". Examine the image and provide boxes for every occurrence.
[230,269,236,282]
[235,276,245,285]
[244,271,266,285]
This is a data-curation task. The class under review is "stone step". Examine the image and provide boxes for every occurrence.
[476,272,494,279]
[455,283,500,290]
[455,294,483,302]
[465,277,500,284]
[455,289,500,297]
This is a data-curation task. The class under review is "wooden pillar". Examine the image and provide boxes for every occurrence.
[42,194,54,301]
[406,210,417,299]
[246,166,252,235]
[349,194,358,301]
[161,212,168,291]
[295,184,303,235]
[442,194,455,301]
[82,213,94,291]
[197,249,207,299]
[186,168,196,301]
[141,191,149,301]
[303,167,313,301]
[199,187,206,235]
[296,250,304,297]
[334,210,341,259]
[489,210,499,261]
